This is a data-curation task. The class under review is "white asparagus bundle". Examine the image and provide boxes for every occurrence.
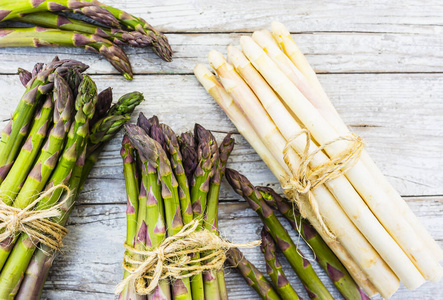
[194,21,443,298]
[225,46,402,298]
[270,21,443,263]
[194,64,381,298]
[240,35,443,284]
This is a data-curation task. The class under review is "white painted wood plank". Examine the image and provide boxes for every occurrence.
[0,31,442,74]
[2,73,441,196]
[38,198,443,299]
[89,0,443,34]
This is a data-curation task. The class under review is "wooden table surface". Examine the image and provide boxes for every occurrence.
[0,1,442,299]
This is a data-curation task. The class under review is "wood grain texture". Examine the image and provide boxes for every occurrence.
[0,0,442,298]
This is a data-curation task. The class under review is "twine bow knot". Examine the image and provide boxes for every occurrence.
[282,129,364,238]
[115,219,260,295]
[0,184,71,251]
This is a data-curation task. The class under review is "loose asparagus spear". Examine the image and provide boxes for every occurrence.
[161,124,193,225]
[0,0,120,28]
[0,27,133,80]
[0,73,74,268]
[81,0,173,61]
[189,124,219,300]
[15,12,155,49]
[0,95,53,202]
[0,58,86,182]
[257,187,368,300]
[17,92,143,299]
[203,133,235,300]
[227,247,281,300]
[119,135,142,300]
[225,169,333,300]
[261,227,301,300]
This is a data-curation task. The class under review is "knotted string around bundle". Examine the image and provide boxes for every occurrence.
[115,219,261,295]
[282,129,364,239]
[0,184,71,251]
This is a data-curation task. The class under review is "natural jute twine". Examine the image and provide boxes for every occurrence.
[0,184,71,251]
[115,219,261,295]
[282,129,364,238]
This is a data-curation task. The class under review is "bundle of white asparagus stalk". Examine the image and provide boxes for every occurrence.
[194,21,443,299]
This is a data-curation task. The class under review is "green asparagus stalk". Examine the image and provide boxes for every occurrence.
[257,187,368,300]
[161,124,193,225]
[0,58,86,182]
[14,147,87,300]
[0,0,120,28]
[131,128,171,300]
[15,12,155,49]
[225,169,333,300]
[0,73,74,268]
[126,124,191,300]
[261,226,301,300]
[0,27,133,80]
[226,247,281,300]
[17,90,143,299]
[189,124,219,300]
[203,133,234,300]
[81,0,173,61]
[119,135,142,300]
[0,95,53,203]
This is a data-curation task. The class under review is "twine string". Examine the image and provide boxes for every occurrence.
[0,184,71,251]
[282,129,364,239]
[115,219,260,295]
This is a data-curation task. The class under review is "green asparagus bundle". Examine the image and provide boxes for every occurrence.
[120,119,236,300]
[0,57,142,299]
[0,0,173,78]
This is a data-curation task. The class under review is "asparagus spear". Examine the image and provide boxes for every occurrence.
[90,87,113,127]
[15,12,155,48]
[189,124,219,300]
[14,147,87,300]
[225,169,333,300]
[226,247,281,300]
[178,132,198,184]
[0,95,53,203]
[18,68,32,87]
[203,133,234,300]
[161,124,193,225]
[0,0,120,28]
[119,135,142,300]
[257,187,368,300]
[81,0,173,61]
[137,113,159,136]
[126,124,191,300]
[0,27,133,80]
[17,92,143,299]
[0,58,86,182]
[261,227,301,300]
[0,73,74,268]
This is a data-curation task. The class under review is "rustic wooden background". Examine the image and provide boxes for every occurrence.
[0,0,442,299]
